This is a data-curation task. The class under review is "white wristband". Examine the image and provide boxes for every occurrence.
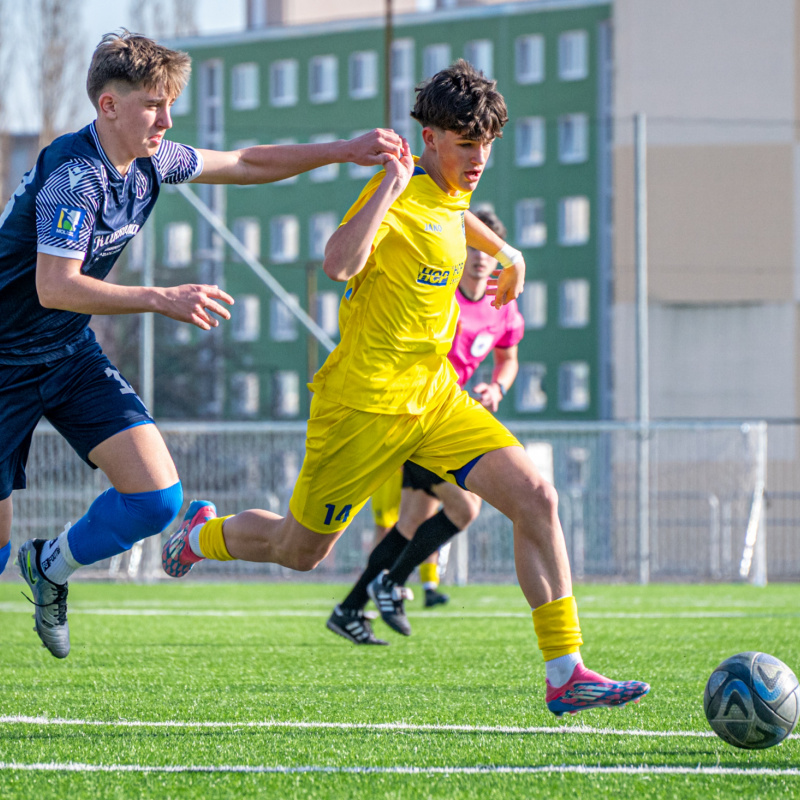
[496,244,523,269]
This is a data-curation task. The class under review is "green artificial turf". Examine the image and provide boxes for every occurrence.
[1,581,798,799]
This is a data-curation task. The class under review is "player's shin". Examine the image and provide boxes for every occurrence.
[197,516,236,561]
[0,541,10,575]
[532,595,584,685]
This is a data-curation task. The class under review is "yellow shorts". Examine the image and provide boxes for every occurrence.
[371,469,402,528]
[289,382,521,533]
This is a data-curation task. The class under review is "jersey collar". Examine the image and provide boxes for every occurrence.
[89,121,124,182]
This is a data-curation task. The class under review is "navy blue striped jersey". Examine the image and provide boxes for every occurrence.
[0,122,202,364]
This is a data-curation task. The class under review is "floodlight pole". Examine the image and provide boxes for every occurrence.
[634,113,650,585]
[384,0,393,129]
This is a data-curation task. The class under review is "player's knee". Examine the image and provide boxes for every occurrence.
[116,482,184,547]
[528,480,559,519]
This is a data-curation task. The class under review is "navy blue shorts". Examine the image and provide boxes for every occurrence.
[0,341,153,500]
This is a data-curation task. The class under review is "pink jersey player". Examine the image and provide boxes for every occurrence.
[449,288,524,388]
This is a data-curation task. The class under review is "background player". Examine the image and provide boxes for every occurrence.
[165,61,649,717]
[327,207,524,643]
[4,31,402,658]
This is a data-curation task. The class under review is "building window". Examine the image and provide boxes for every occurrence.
[270,59,298,107]
[231,63,259,110]
[559,362,590,411]
[520,280,547,329]
[516,199,546,248]
[391,39,415,143]
[349,51,378,99]
[273,370,300,418]
[172,80,191,116]
[199,60,223,149]
[348,130,379,179]
[309,55,338,104]
[464,39,493,78]
[232,217,261,261]
[231,372,260,417]
[270,215,299,263]
[516,34,544,84]
[309,212,337,260]
[270,294,299,341]
[232,294,261,342]
[565,447,590,487]
[559,197,590,245]
[315,291,340,337]
[423,43,451,78]
[559,114,588,163]
[559,280,590,328]
[559,30,588,81]
[309,134,339,183]
[272,138,298,185]
[164,222,192,267]
[515,117,545,166]
[516,363,547,412]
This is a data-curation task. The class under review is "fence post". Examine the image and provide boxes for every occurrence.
[635,113,650,584]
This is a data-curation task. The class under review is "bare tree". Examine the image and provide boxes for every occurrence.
[36,0,85,149]
[129,0,198,39]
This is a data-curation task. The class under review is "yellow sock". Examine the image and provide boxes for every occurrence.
[420,562,439,587]
[532,595,583,661]
[198,516,235,561]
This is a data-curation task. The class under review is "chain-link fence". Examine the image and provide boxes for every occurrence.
[4,419,789,584]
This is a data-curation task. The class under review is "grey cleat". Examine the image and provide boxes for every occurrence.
[367,570,414,636]
[17,539,70,659]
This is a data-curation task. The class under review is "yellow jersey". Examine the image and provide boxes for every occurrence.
[310,163,471,414]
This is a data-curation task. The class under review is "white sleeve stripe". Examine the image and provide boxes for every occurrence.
[189,151,204,182]
[37,244,86,260]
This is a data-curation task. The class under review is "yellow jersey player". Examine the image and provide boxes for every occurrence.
[163,61,649,717]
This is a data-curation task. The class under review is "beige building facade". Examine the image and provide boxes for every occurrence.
[612,0,800,420]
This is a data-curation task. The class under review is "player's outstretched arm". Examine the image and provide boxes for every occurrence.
[465,210,526,308]
[473,345,519,413]
[194,129,404,185]
[322,141,414,282]
[36,253,233,330]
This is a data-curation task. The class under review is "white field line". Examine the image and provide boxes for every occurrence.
[0,602,792,620]
[1,762,799,777]
[3,715,798,741]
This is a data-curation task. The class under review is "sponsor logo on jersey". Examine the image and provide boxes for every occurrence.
[94,223,141,250]
[416,264,450,287]
[51,205,86,241]
[424,222,443,233]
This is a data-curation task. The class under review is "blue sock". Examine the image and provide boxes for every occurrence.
[67,483,183,566]
[0,542,10,575]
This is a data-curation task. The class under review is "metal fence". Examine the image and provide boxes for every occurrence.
[5,419,793,584]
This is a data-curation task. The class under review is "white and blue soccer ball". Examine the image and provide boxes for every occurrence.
[703,651,799,749]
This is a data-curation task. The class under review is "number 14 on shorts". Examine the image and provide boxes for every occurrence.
[323,503,352,526]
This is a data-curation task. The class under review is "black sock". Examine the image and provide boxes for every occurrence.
[340,528,409,611]
[386,510,460,586]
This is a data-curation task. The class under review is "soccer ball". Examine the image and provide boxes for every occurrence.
[703,651,800,749]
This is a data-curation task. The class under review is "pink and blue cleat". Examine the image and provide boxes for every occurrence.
[546,663,650,717]
[162,499,216,578]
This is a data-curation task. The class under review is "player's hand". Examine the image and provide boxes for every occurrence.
[159,284,234,330]
[486,258,526,309]
[383,138,414,195]
[473,381,503,413]
[346,128,404,166]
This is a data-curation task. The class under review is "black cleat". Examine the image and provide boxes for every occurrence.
[424,588,450,607]
[367,571,413,636]
[326,605,389,645]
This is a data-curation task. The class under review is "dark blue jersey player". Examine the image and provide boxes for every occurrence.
[4,31,403,658]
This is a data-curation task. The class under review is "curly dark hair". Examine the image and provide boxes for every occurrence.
[411,59,508,140]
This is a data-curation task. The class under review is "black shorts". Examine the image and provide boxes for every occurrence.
[0,341,153,499]
[402,461,444,498]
